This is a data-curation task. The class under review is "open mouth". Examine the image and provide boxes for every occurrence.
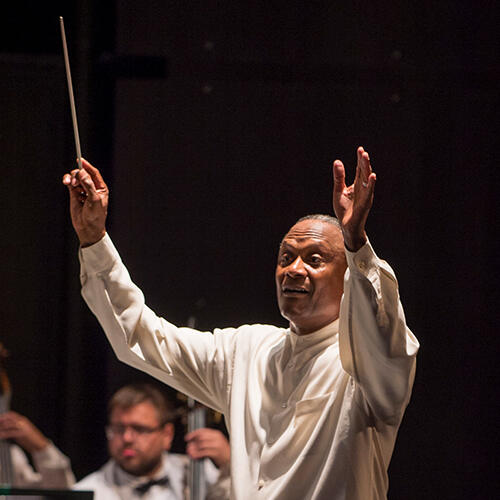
[282,287,308,295]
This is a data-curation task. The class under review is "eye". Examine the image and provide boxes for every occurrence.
[279,253,293,266]
[132,425,150,435]
[308,254,324,267]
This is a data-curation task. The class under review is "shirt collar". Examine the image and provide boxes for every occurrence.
[287,318,339,352]
[113,452,169,487]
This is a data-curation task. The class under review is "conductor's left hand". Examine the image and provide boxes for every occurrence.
[62,159,108,247]
[333,146,376,252]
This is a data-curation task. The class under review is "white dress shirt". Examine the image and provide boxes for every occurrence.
[8,441,75,488]
[74,452,220,500]
[79,234,419,500]
[74,452,186,500]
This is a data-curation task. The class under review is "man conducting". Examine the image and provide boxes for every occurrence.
[63,147,419,499]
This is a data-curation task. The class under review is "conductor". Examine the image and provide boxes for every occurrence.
[63,147,419,499]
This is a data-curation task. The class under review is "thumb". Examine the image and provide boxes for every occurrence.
[333,160,345,193]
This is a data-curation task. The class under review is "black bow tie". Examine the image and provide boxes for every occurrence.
[134,475,170,495]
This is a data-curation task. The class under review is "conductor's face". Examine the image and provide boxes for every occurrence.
[276,219,347,335]
[106,401,174,477]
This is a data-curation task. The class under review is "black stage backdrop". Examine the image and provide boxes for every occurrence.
[0,2,497,499]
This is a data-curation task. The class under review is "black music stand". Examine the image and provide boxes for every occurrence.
[0,488,93,500]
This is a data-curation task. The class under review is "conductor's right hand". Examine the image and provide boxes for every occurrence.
[62,158,108,247]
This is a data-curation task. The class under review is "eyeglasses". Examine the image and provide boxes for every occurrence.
[105,423,164,440]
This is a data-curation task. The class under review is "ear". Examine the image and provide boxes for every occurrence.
[161,422,175,451]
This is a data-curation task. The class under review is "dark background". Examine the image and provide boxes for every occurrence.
[1,1,498,499]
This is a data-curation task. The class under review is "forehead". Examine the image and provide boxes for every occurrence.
[281,220,343,251]
[110,401,160,423]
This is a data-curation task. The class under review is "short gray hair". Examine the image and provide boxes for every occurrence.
[280,214,345,255]
[295,214,341,230]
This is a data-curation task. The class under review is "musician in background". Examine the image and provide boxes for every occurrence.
[0,343,75,488]
[0,411,75,488]
[74,383,230,500]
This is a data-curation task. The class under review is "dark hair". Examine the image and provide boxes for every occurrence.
[108,383,174,425]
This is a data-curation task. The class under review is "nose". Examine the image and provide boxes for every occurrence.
[285,256,307,277]
[122,427,136,441]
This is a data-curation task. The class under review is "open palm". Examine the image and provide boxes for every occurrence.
[333,147,376,251]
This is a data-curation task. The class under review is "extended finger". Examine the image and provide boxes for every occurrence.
[355,146,366,184]
[354,150,371,193]
[81,158,108,191]
[361,151,372,184]
[355,172,376,217]
[354,147,362,181]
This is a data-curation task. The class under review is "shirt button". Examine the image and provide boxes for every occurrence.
[281,402,287,408]
[358,260,367,270]
[258,479,265,490]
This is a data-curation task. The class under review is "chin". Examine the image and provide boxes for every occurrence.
[122,464,149,476]
[280,307,307,326]
[117,459,139,474]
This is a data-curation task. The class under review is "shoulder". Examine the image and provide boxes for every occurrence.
[73,461,111,490]
[165,452,189,470]
[216,323,285,340]
[238,323,286,346]
[213,323,286,356]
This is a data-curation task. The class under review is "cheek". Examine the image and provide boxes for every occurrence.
[108,440,120,456]
[275,269,284,294]
[143,439,165,457]
[332,268,345,290]
[325,261,346,288]
[275,267,283,282]
[315,271,344,299]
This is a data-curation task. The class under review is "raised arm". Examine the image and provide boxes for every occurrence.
[333,146,376,251]
[62,159,109,247]
[62,159,233,414]
[334,147,419,425]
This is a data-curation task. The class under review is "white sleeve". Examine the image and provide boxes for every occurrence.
[11,444,39,487]
[31,441,75,488]
[11,442,75,488]
[79,234,237,413]
[339,239,420,425]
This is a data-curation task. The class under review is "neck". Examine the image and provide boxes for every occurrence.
[290,315,339,335]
